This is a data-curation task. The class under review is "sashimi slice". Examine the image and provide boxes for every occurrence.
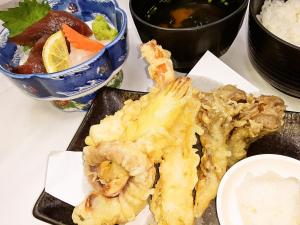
[12,35,49,74]
[9,10,92,46]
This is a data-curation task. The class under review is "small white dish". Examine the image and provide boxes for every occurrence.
[216,154,300,225]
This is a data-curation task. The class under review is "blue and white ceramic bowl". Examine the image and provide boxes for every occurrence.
[0,0,128,111]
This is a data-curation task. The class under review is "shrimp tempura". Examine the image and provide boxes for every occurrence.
[150,95,201,225]
[73,77,194,225]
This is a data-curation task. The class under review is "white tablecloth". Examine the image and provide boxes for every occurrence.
[0,0,299,224]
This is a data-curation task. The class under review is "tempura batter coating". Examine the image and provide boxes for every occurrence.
[72,141,155,225]
[86,77,192,163]
[74,40,286,225]
[194,85,285,217]
[73,77,194,225]
[150,97,201,225]
[141,40,175,88]
[141,40,285,219]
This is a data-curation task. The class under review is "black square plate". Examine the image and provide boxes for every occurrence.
[33,87,300,225]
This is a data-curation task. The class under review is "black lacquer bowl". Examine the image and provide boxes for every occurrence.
[248,0,300,98]
[130,0,248,72]
[33,87,300,225]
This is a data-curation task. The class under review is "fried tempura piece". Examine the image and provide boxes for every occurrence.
[227,94,286,165]
[194,85,285,217]
[86,77,192,163]
[141,40,201,224]
[74,77,194,225]
[140,40,286,219]
[150,97,201,225]
[141,40,175,88]
[72,141,155,225]
[151,146,199,225]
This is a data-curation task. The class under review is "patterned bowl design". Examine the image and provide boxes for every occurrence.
[0,0,128,111]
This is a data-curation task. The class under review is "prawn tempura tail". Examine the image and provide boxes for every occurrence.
[141,40,175,88]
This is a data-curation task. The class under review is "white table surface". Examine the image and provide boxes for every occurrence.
[0,1,299,225]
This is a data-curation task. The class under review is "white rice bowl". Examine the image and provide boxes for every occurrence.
[257,0,300,47]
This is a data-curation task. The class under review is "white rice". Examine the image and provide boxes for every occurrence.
[257,0,300,47]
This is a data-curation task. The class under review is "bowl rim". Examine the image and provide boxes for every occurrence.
[249,0,300,52]
[129,0,249,31]
[0,5,127,79]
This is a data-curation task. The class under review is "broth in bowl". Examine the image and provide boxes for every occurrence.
[130,0,248,72]
[144,0,240,28]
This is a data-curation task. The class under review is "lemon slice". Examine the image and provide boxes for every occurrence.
[42,31,69,73]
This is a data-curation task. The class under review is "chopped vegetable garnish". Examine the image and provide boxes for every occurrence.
[62,24,104,52]
[0,0,50,37]
[92,15,118,41]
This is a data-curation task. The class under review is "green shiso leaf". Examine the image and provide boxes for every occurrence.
[0,0,50,37]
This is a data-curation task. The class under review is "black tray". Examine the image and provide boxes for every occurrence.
[33,87,300,225]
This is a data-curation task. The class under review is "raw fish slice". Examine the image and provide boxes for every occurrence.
[9,10,92,46]
[12,34,49,74]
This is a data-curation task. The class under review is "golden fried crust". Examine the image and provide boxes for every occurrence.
[150,96,200,225]
[75,40,287,224]
[74,77,194,225]
[73,142,155,225]
[141,40,175,88]
[194,85,285,217]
